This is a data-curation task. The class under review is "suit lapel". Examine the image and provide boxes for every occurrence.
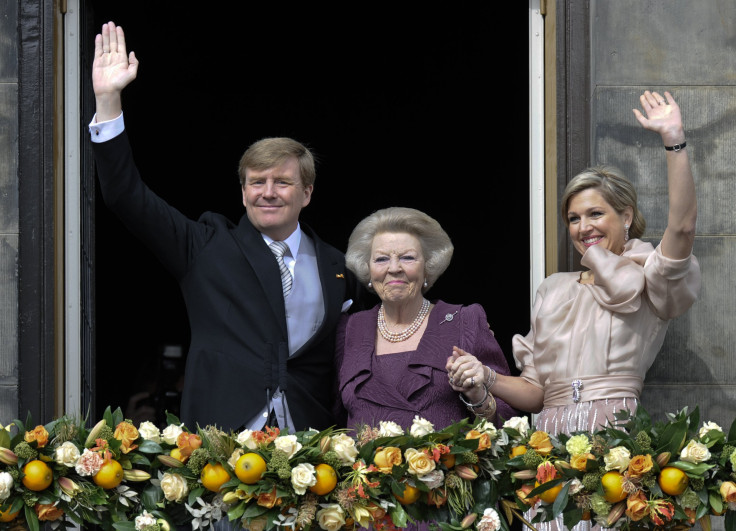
[231,215,287,335]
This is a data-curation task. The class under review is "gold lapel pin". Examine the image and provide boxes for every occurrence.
[336,273,344,278]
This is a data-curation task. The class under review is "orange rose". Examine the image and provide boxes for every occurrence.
[515,484,539,507]
[627,454,653,477]
[35,503,64,521]
[113,421,140,454]
[366,503,386,520]
[570,453,595,472]
[373,446,402,474]
[720,481,736,503]
[528,431,553,456]
[465,430,492,452]
[177,433,203,458]
[625,491,649,521]
[256,487,281,508]
[427,488,448,508]
[24,425,49,448]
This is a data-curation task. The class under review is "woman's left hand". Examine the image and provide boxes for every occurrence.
[446,346,487,400]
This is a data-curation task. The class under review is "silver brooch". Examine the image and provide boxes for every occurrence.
[440,311,458,325]
[572,379,583,403]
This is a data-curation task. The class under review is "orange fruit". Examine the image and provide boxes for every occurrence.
[535,480,563,504]
[658,466,688,496]
[235,453,267,484]
[201,462,231,492]
[22,459,53,491]
[601,471,627,503]
[0,507,19,522]
[94,459,124,489]
[440,453,456,469]
[309,463,338,496]
[511,446,528,458]
[395,483,421,505]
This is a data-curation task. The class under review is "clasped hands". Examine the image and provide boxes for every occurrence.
[446,346,488,403]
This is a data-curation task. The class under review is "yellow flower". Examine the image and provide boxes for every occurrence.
[113,421,140,454]
[35,503,64,522]
[24,425,49,448]
[625,491,649,521]
[351,506,372,528]
[528,431,553,456]
[256,487,281,508]
[465,430,492,452]
[404,447,436,476]
[570,452,595,472]
[720,481,736,504]
[373,446,402,474]
[627,454,653,477]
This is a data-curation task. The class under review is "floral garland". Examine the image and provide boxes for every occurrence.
[0,405,734,531]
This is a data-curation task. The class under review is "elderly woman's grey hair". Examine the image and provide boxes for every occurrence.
[345,207,454,292]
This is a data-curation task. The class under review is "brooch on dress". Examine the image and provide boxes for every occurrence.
[439,311,458,325]
[572,379,583,403]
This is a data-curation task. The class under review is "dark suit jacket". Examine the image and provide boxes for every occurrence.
[93,131,363,432]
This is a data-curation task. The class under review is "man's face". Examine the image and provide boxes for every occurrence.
[242,157,312,241]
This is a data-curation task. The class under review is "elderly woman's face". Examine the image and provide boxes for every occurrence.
[369,232,425,304]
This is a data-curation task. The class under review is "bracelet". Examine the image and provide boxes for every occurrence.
[474,395,497,420]
[664,141,686,152]
[459,384,488,409]
[484,366,497,389]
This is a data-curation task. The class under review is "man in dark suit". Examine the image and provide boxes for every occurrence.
[90,21,362,433]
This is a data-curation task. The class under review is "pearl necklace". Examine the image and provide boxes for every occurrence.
[377,298,431,343]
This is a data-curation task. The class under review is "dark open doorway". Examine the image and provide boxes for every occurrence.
[87,4,530,425]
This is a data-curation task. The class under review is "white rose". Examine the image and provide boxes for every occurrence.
[161,424,184,445]
[503,416,530,438]
[409,416,435,437]
[316,503,346,531]
[330,433,358,465]
[138,421,162,443]
[378,421,404,437]
[160,472,189,502]
[680,439,711,463]
[274,435,302,459]
[476,419,498,440]
[567,478,584,495]
[477,507,502,531]
[417,469,445,489]
[604,446,631,471]
[134,510,157,530]
[290,463,317,495]
[54,441,80,467]
[0,472,13,501]
[236,429,258,450]
[699,421,723,439]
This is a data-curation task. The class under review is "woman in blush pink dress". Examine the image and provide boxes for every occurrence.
[483,91,701,531]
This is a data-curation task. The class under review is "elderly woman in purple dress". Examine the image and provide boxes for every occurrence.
[334,207,516,434]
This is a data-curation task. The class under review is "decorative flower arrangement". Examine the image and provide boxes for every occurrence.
[0,405,734,531]
[499,406,736,531]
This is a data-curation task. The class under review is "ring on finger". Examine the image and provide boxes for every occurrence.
[471,376,475,387]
